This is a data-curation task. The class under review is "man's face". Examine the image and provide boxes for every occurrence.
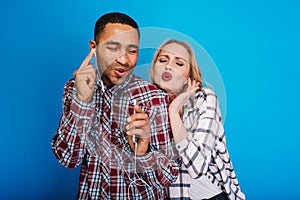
[95,23,139,86]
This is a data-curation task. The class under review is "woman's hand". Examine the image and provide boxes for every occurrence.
[169,78,200,114]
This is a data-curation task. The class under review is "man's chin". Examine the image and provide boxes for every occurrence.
[112,76,128,85]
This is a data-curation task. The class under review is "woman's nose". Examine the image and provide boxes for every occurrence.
[165,65,172,70]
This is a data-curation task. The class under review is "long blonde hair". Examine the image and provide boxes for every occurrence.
[149,39,203,89]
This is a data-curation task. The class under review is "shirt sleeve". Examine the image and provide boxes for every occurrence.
[51,79,95,168]
[178,88,223,179]
[135,92,180,187]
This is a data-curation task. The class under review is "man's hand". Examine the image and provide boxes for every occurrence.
[74,49,96,102]
[126,105,150,155]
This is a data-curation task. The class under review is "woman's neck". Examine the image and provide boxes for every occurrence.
[169,94,176,101]
[168,86,186,101]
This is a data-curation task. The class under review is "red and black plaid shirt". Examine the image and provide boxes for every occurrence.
[52,74,179,199]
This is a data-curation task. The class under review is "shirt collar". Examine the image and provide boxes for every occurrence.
[96,71,134,94]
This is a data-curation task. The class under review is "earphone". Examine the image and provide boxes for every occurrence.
[92,47,96,56]
[132,99,137,145]
[87,48,157,198]
[92,47,105,92]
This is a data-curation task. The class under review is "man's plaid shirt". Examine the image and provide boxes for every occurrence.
[52,74,179,199]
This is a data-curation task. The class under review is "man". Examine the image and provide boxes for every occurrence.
[51,12,179,199]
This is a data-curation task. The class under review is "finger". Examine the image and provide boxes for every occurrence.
[74,62,95,78]
[128,113,149,124]
[192,79,197,88]
[75,65,95,78]
[126,120,146,130]
[126,123,134,131]
[78,64,95,72]
[130,119,149,128]
[73,70,79,77]
[188,78,192,87]
[195,81,200,89]
[186,78,194,92]
[190,81,199,91]
[134,105,143,113]
[80,49,95,68]
[127,105,148,122]
[128,128,150,138]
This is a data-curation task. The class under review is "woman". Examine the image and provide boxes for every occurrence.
[149,40,245,200]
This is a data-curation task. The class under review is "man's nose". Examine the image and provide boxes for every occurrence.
[116,53,129,66]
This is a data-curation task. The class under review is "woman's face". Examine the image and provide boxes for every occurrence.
[153,43,190,96]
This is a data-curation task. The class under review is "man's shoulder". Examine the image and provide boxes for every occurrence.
[130,74,166,94]
[130,74,154,87]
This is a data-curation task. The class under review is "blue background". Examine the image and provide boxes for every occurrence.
[0,0,299,199]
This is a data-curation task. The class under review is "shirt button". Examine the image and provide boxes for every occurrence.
[177,145,180,149]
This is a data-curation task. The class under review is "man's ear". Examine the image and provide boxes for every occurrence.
[89,40,96,50]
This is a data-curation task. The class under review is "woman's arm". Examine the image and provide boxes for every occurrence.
[170,87,222,178]
[168,78,200,144]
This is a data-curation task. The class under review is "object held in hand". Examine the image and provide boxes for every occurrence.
[132,99,137,144]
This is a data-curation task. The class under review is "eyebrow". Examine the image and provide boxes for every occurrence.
[105,41,139,49]
[127,44,139,49]
[105,41,121,46]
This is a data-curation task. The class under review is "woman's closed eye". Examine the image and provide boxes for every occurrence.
[176,62,184,66]
[158,58,168,63]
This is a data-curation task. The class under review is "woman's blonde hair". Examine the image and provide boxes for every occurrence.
[149,39,203,88]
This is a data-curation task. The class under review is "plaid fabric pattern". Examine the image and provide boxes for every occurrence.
[168,88,245,200]
[52,74,179,199]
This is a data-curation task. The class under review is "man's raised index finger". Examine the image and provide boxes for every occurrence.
[81,49,94,67]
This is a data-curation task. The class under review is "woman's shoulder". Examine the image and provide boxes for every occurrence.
[195,87,217,100]
[192,87,222,119]
[200,87,216,95]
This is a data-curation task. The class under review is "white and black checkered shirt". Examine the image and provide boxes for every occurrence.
[168,88,245,200]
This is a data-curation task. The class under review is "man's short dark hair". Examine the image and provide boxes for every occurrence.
[94,12,140,43]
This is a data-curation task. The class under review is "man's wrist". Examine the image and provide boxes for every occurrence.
[77,93,93,102]
[136,138,150,156]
